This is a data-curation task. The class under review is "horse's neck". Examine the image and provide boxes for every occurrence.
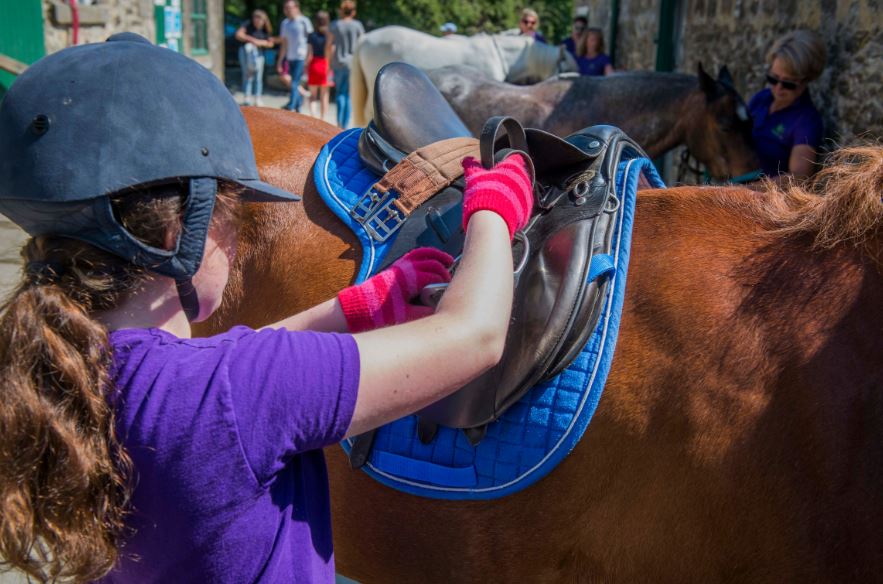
[467,35,509,80]
[492,35,533,81]
[618,79,695,157]
[554,76,693,157]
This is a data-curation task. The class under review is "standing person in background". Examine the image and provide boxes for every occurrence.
[748,30,827,180]
[516,8,546,44]
[327,0,365,128]
[235,10,274,106]
[576,27,614,76]
[277,0,313,112]
[562,16,587,57]
[306,11,332,122]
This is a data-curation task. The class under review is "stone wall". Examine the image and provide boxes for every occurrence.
[42,0,224,79]
[575,0,883,145]
[43,0,156,55]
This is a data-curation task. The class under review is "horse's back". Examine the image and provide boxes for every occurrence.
[225,116,883,581]
[358,26,473,71]
[329,183,883,582]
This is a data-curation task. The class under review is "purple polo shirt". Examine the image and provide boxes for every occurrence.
[577,53,611,76]
[102,326,360,583]
[748,87,823,176]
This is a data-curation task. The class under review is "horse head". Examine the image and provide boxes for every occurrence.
[498,35,577,85]
[685,63,759,181]
[554,45,579,76]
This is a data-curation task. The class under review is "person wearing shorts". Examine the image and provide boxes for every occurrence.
[306,11,331,121]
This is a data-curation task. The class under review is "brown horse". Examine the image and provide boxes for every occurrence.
[198,109,883,582]
[428,65,758,182]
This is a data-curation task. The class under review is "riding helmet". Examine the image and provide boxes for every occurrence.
[0,33,299,316]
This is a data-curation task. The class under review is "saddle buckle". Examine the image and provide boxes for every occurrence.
[351,188,406,243]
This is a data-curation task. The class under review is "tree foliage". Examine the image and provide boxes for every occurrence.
[226,0,575,45]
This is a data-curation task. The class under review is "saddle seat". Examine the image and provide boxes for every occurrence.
[349,63,648,459]
[371,62,473,154]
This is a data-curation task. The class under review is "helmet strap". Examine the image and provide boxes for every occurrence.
[176,277,201,321]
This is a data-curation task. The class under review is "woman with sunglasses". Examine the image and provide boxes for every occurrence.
[516,8,547,44]
[748,30,827,179]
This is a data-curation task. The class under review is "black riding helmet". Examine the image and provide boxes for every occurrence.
[0,32,299,319]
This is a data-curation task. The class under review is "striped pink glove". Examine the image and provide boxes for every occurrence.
[461,153,534,240]
[338,247,454,333]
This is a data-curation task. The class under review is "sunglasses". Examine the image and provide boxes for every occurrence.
[521,19,537,26]
[766,73,801,91]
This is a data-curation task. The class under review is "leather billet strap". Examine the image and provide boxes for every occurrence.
[479,116,528,168]
[479,116,536,184]
[372,137,479,216]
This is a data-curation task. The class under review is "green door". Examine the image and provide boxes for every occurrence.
[0,0,45,97]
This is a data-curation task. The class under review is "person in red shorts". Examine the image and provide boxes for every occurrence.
[306,10,331,121]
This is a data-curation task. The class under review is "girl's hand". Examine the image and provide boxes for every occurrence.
[461,153,534,240]
[338,248,454,333]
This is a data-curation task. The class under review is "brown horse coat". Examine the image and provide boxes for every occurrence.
[200,110,883,583]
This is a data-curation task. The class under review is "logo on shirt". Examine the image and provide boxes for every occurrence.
[771,123,786,140]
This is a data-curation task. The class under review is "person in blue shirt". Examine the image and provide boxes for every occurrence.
[576,27,614,76]
[562,16,588,57]
[748,30,827,179]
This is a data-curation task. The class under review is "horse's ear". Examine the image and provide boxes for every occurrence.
[697,62,718,99]
[718,65,734,88]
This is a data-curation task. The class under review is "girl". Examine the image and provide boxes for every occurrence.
[0,34,533,582]
[577,27,614,76]
[306,11,332,121]
[235,9,274,106]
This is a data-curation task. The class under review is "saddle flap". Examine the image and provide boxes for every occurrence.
[416,125,649,430]
[373,62,473,154]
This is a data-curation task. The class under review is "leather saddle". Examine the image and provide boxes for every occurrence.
[348,63,647,463]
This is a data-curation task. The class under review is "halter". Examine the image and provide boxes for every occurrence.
[677,148,763,185]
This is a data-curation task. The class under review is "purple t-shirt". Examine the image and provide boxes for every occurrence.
[748,87,823,176]
[101,326,359,583]
[577,53,611,76]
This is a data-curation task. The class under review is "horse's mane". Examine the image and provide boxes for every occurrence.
[757,145,883,251]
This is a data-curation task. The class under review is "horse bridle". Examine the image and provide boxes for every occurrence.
[677,148,763,185]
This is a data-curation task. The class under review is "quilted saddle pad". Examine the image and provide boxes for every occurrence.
[315,128,664,499]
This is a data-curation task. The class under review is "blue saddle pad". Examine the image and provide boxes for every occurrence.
[315,128,665,500]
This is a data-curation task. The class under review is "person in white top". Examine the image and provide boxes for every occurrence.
[276,0,313,112]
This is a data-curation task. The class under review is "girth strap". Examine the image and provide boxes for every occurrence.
[374,137,479,216]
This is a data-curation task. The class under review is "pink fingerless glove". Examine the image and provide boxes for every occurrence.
[461,153,534,240]
[337,247,454,333]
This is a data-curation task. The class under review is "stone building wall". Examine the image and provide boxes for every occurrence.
[576,0,883,145]
[42,0,224,79]
[43,0,156,55]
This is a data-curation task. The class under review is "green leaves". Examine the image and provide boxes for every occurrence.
[228,0,574,46]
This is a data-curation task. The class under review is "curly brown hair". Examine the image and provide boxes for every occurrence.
[0,182,240,582]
